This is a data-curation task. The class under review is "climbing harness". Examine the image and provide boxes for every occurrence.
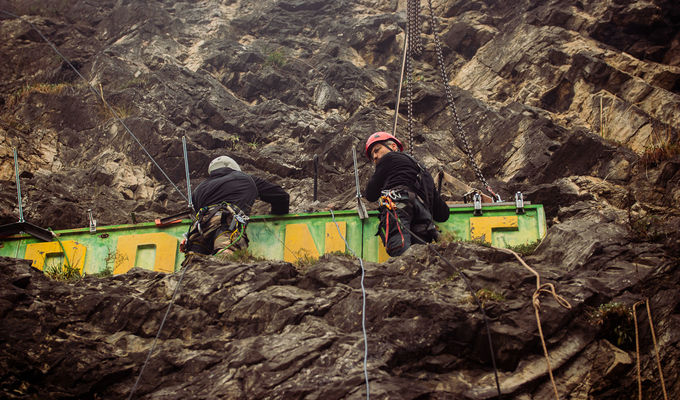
[378,192,406,253]
[400,0,502,201]
[183,202,249,255]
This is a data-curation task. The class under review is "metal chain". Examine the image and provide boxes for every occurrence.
[407,0,423,57]
[425,0,493,193]
[406,0,423,156]
[406,40,415,156]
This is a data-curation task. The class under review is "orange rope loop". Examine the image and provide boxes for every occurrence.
[499,247,571,400]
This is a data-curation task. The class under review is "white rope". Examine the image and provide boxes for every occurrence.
[330,210,370,400]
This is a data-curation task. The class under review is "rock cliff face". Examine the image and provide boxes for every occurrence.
[1,0,679,399]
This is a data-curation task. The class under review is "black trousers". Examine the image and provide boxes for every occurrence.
[378,196,438,257]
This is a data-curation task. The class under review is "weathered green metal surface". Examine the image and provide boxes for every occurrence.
[0,204,545,275]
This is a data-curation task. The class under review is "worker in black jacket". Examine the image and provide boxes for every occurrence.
[184,155,289,255]
[364,132,449,256]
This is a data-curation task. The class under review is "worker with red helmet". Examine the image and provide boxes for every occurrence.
[364,132,449,256]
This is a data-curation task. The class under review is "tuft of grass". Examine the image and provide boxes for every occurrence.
[7,83,69,108]
[505,240,542,256]
[466,238,492,247]
[468,288,506,307]
[215,248,266,263]
[265,49,287,67]
[588,302,634,349]
[640,122,679,168]
[119,76,148,90]
[290,249,318,272]
[97,102,134,121]
[44,261,81,281]
[429,273,458,291]
[320,251,354,261]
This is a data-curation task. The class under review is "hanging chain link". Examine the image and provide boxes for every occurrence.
[426,0,490,191]
[406,0,423,156]
[404,0,497,198]
[407,0,423,57]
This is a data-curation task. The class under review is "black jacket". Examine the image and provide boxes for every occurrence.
[365,151,449,222]
[192,167,289,215]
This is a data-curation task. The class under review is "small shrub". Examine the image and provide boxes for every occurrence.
[44,261,81,281]
[629,214,666,242]
[216,248,265,263]
[468,288,506,307]
[505,240,541,256]
[7,83,69,107]
[588,302,634,349]
[291,249,317,272]
[640,123,679,168]
[265,49,286,67]
[90,264,114,278]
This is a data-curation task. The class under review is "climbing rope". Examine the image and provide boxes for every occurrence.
[330,210,371,400]
[127,262,191,400]
[498,247,571,400]
[1,10,189,205]
[632,298,668,400]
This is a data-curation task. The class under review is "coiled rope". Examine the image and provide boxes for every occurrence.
[330,210,371,400]
[497,247,571,400]
[1,10,189,204]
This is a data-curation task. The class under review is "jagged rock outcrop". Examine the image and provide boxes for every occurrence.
[1,0,679,398]
[1,199,678,399]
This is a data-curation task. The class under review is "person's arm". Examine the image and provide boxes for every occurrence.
[252,176,289,214]
[431,191,450,222]
[365,159,389,201]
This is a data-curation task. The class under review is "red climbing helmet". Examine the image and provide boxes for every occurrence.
[364,132,403,158]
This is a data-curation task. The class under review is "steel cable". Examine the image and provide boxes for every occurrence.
[127,262,191,400]
[330,210,371,400]
[1,10,189,204]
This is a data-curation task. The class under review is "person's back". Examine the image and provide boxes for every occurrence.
[192,167,289,215]
[185,156,289,255]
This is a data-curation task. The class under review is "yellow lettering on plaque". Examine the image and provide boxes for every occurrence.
[324,222,346,254]
[469,216,519,244]
[24,240,86,274]
[284,224,320,263]
[113,233,178,275]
